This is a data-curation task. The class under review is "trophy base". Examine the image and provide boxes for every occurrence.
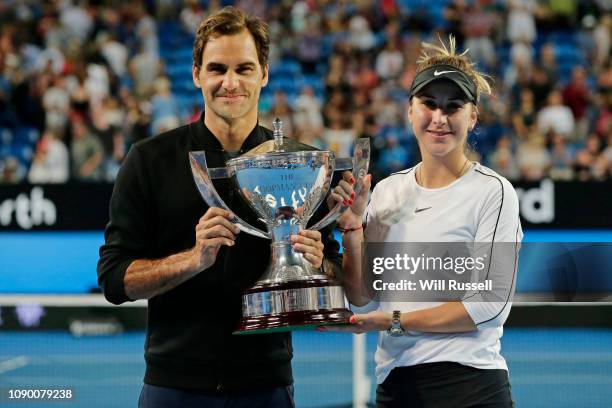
[233,277,353,335]
[233,308,352,335]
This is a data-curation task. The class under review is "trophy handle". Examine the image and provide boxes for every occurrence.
[309,138,370,232]
[189,151,270,239]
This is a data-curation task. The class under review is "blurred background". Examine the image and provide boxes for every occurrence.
[0,0,611,407]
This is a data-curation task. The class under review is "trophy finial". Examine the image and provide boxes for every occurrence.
[273,118,283,151]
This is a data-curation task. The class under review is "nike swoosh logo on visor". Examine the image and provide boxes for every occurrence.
[414,207,432,213]
[433,70,457,76]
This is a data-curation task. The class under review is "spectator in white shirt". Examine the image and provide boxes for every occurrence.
[537,90,575,139]
[375,39,403,80]
[28,128,69,184]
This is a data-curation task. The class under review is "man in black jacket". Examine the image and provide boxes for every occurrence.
[97,6,350,408]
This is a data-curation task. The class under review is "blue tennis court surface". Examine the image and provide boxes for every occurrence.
[1,328,611,407]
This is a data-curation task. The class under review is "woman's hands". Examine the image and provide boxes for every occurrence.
[328,172,372,229]
[318,311,392,334]
[327,171,356,210]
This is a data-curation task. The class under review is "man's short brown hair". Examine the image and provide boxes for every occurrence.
[192,6,269,75]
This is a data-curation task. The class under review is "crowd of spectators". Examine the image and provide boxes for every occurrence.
[0,0,610,185]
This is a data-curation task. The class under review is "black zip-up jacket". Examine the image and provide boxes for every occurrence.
[97,114,342,392]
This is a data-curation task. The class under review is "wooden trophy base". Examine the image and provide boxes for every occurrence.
[234,308,353,335]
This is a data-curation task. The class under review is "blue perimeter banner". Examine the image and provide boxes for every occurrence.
[1,230,612,294]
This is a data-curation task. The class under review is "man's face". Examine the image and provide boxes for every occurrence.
[193,30,268,122]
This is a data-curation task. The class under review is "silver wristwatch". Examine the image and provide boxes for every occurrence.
[387,310,404,337]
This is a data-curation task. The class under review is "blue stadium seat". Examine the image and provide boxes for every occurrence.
[397,0,414,13]
[373,32,387,49]
[0,144,9,159]
[0,127,13,146]
[298,75,325,93]
[269,59,301,78]
[13,127,39,145]
[176,93,201,117]
[430,5,448,28]
[10,143,34,166]
[319,34,336,58]
[158,21,181,35]
[546,31,577,45]
[159,35,184,48]
[267,77,299,94]
[498,46,511,67]
[555,44,583,59]
[172,47,193,62]
[258,93,273,113]
[474,124,507,157]
[165,63,192,79]
[172,79,195,93]
[558,63,580,84]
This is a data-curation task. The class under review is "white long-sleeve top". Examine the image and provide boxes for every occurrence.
[363,162,523,384]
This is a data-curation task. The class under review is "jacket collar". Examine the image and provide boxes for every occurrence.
[190,111,271,154]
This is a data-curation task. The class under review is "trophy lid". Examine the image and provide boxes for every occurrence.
[239,118,320,158]
[242,138,320,156]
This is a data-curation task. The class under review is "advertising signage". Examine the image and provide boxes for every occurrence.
[0,180,610,231]
[0,184,113,230]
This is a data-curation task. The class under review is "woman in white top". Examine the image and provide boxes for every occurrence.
[325,36,523,407]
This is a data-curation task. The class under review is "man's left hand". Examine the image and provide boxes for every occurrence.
[291,230,324,268]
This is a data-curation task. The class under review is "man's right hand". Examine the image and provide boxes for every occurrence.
[190,207,241,272]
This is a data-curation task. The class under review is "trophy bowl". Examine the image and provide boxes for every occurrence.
[189,119,370,334]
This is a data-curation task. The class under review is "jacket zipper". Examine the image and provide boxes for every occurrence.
[218,152,237,392]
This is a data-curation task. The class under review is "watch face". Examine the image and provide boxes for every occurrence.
[389,327,403,337]
[389,311,403,336]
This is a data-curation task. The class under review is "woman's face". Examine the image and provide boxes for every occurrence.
[408,80,477,159]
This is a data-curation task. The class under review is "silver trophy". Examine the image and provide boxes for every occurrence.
[189,119,370,334]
